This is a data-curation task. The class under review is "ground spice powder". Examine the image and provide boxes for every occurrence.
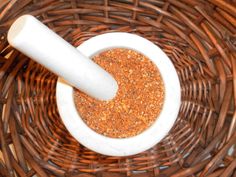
[74,48,164,138]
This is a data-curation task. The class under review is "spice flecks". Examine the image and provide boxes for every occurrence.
[74,48,164,138]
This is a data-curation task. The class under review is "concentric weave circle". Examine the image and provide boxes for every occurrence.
[0,0,235,176]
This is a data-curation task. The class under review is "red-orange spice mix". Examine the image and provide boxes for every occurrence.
[74,48,164,138]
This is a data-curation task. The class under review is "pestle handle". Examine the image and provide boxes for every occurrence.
[7,15,118,100]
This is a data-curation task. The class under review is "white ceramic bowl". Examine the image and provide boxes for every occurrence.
[56,32,181,156]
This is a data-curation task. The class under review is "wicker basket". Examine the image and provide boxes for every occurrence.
[0,0,236,176]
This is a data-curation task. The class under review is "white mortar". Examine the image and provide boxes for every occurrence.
[56,32,181,156]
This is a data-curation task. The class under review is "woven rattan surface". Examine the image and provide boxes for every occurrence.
[0,0,236,176]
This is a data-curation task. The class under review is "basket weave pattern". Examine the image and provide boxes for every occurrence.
[0,0,236,176]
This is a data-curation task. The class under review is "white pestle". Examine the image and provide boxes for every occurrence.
[7,15,118,100]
